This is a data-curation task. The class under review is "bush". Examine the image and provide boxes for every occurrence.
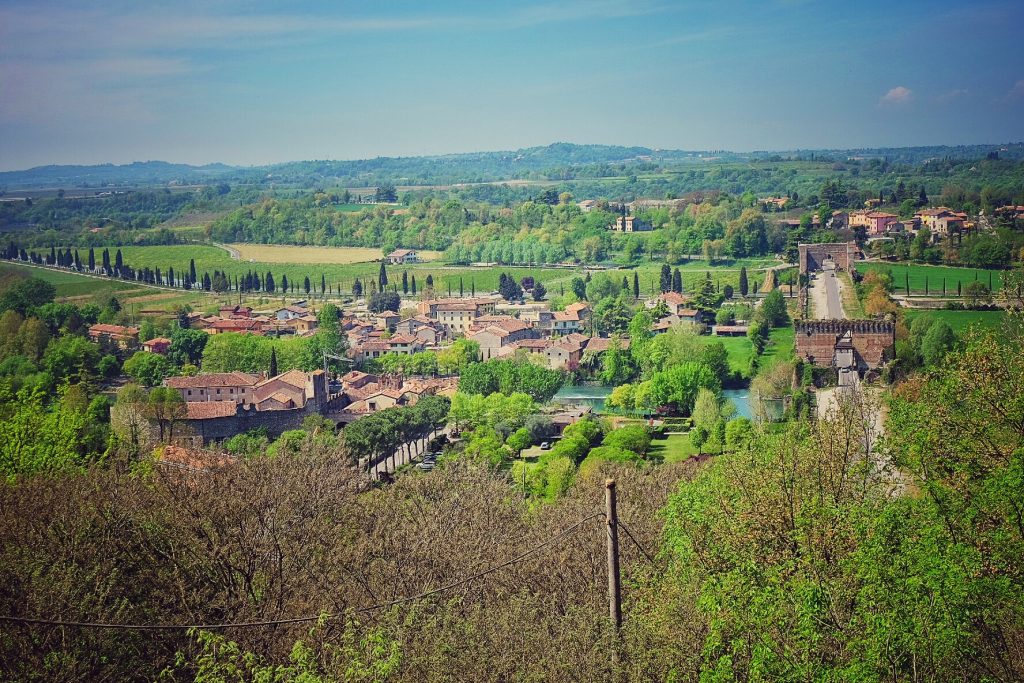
[601,425,652,455]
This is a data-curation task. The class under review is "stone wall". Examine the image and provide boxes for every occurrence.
[799,242,856,274]
[795,320,895,370]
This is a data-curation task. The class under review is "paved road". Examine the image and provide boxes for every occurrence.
[822,268,844,319]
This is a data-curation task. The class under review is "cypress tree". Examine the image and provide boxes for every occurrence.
[378,262,388,289]
[49,245,56,264]
[281,274,289,292]
[739,266,749,297]
[411,275,417,295]
[304,276,311,294]
[622,275,629,292]
[88,247,95,271]
[266,271,275,292]
[471,278,476,296]
[321,273,326,295]
[102,249,111,272]
[115,249,123,271]
[189,259,197,284]
[660,263,672,293]
[672,268,682,294]
[353,278,363,297]
[459,277,464,297]
[402,271,409,294]
[633,271,640,298]
[269,347,278,377]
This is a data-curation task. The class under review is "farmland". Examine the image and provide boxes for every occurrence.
[903,309,1007,334]
[859,262,1006,294]
[226,244,444,265]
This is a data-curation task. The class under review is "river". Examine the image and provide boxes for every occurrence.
[552,385,757,419]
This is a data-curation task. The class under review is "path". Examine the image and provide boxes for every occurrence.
[808,263,846,320]
[367,427,449,480]
[214,243,241,260]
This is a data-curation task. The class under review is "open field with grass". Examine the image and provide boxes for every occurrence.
[648,433,720,464]
[0,262,147,299]
[88,245,574,296]
[904,309,1007,334]
[227,244,443,265]
[634,259,795,296]
[859,262,1006,295]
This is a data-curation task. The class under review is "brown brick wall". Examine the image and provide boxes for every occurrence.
[794,320,895,370]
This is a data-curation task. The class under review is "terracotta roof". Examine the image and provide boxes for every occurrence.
[257,369,307,390]
[515,339,552,350]
[386,334,418,345]
[166,372,260,389]
[585,337,632,353]
[89,323,139,336]
[142,337,171,347]
[185,401,238,419]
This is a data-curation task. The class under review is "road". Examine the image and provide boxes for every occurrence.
[808,264,845,320]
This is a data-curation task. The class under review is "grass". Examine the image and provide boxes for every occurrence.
[760,326,795,373]
[903,309,1007,334]
[647,433,720,464]
[228,244,444,265]
[837,272,865,318]
[859,262,1005,295]
[0,262,145,299]
[71,245,572,296]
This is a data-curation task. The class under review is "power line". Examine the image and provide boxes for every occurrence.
[617,520,656,565]
[0,512,605,633]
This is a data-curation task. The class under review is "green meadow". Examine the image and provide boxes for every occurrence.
[859,262,1006,295]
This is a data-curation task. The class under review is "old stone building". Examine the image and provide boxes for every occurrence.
[798,242,857,274]
[795,320,895,371]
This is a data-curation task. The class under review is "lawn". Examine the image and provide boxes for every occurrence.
[859,262,1006,295]
[228,244,444,265]
[760,326,795,373]
[633,260,792,297]
[903,309,1007,334]
[647,433,720,464]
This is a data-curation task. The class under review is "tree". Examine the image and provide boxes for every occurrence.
[919,321,956,366]
[633,271,640,299]
[353,278,363,298]
[269,347,278,377]
[498,273,523,301]
[369,291,401,313]
[964,281,990,307]
[402,271,409,294]
[303,276,311,295]
[672,268,683,294]
[123,351,177,387]
[169,328,208,366]
[571,277,587,300]
[110,383,150,459]
[758,289,789,328]
[148,386,186,442]
[660,264,672,293]
[532,281,547,301]
[378,262,388,290]
[739,266,749,297]
[0,278,56,316]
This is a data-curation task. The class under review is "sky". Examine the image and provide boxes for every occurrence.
[1,0,1023,170]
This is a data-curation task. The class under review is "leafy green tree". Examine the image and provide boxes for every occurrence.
[0,277,56,316]
[758,289,789,328]
[169,328,208,366]
[601,424,651,455]
[123,351,177,387]
[919,320,956,366]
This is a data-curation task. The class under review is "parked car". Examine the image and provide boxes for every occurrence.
[540,442,551,450]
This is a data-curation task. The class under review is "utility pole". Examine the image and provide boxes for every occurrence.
[605,478,622,630]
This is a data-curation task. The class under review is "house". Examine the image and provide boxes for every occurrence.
[646,292,692,316]
[610,216,652,232]
[142,337,171,354]
[206,318,264,335]
[354,335,424,362]
[417,297,498,335]
[577,199,598,212]
[252,369,325,412]
[583,336,631,355]
[394,316,446,345]
[376,311,400,332]
[388,249,419,265]
[850,210,898,235]
[218,305,253,319]
[915,207,966,239]
[290,315,318,335]
[275,304,310,321]
[165,372,262,403]
[88,324,140,350]
[467,319,536,360]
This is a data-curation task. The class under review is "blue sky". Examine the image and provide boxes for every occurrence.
[1,0,1022,170]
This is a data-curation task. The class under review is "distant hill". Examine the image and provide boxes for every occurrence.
[2,142,1021,191]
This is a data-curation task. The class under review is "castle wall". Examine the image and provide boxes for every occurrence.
[799,242,856,274]
[795,320,895,370]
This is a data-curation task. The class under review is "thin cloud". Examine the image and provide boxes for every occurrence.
[879,86,913,106]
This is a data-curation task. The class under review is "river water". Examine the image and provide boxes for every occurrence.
[552,385,756,418]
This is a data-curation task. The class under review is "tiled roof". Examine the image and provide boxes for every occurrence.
[257,369,307,390]
[585,337,632,353]
[166,372,260,389]
[185,401,238,419]
[89,323,139,336]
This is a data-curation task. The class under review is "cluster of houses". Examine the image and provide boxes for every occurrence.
[187,303,320,337]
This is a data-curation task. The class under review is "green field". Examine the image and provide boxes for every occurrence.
[904,309,1007,334]
[634,259,794,296]
[92,245,575,296]
[648,432,721,463]
[0,262,147,299]
[859,262,1006,295]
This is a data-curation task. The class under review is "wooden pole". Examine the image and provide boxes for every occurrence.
[605,478,622,630]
